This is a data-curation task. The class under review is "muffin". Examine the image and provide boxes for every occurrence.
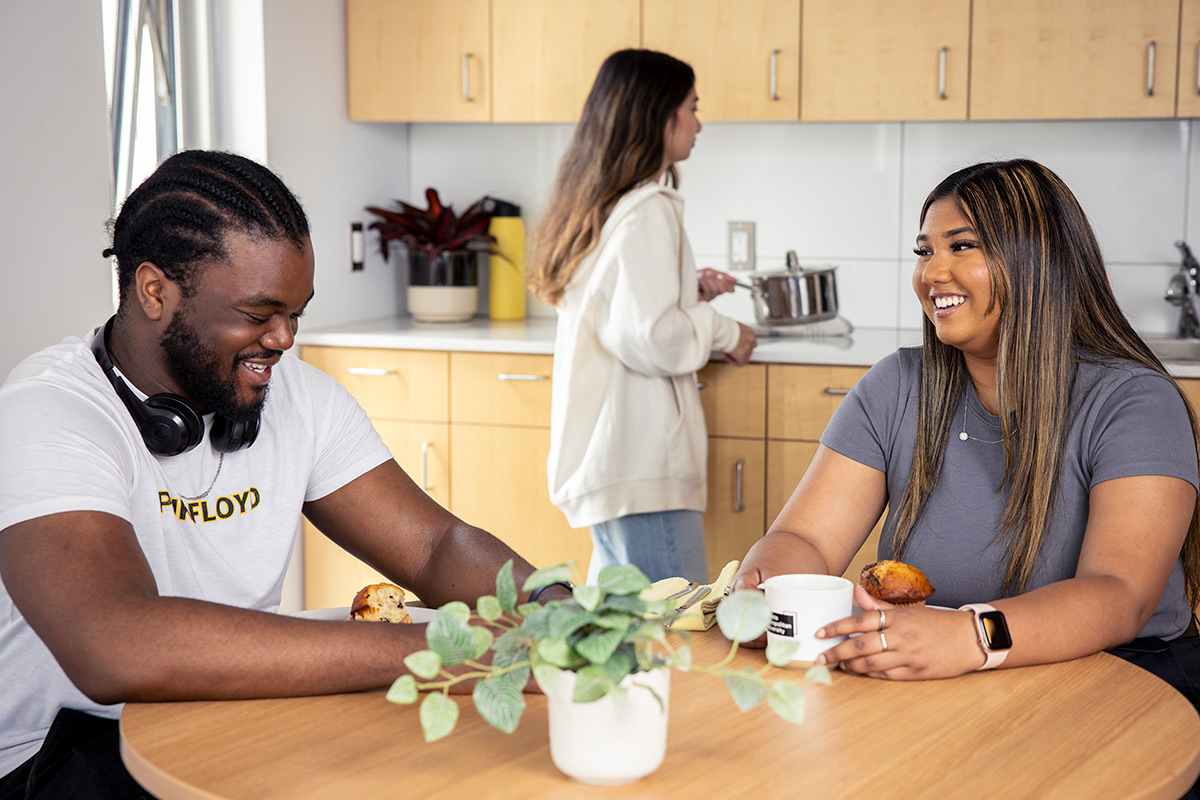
[349,582,413,623]
[859,560,935,606]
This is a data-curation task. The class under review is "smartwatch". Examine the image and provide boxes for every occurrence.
[959,603,1013,670]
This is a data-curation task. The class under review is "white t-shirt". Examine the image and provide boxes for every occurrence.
[0,327,392,776]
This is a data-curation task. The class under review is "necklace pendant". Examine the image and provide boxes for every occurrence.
[959,431,969,441]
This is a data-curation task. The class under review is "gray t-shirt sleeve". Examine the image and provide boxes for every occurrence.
[819,348,916,473]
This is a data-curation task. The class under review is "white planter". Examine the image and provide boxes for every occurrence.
[408,285,478,323]
[545,668,670,786]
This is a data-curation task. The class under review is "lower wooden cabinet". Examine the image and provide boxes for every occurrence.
[703,437,766,582]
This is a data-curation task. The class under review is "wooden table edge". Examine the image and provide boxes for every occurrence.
[120,718,225,800]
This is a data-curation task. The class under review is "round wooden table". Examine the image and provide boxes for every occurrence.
[120,629,1200,799]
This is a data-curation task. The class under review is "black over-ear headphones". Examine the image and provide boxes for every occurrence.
[90,317,259,456]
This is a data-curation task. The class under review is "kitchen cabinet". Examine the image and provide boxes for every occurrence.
[491,0,640,122]
[346,0,491,122]
[447,352,592,586]
[642,0,800,121]
[1180,0,1200,117]
[970,0,1180,120]
[766,364,883,583]
[298,346,450,608]
[799,0,970,122]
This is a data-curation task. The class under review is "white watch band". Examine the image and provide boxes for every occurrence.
[960,603,1010,670]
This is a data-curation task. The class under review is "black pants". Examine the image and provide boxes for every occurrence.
[0,709,149,800]
[1109,631,1200,800]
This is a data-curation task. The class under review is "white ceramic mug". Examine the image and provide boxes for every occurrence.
[758,574,854,662]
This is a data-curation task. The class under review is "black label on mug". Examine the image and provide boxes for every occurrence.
[768,610,796,637]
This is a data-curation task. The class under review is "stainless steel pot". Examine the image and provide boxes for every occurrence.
[736,251,839,326]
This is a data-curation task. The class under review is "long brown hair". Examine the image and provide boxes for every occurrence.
[892,159,1200,605]
[528,49,694,305]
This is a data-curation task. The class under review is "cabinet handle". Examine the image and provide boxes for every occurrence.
[462,54,474,102]
[769,49,780,101]
[497,373,547,381]
[733,458,745,512]
[823,387,851,396]
[1146,41,1156,97]
[420,441,431,491]
[938,47,948,100]
[346,367,396,376]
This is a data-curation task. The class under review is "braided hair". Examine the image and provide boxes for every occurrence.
[104,150,309,307]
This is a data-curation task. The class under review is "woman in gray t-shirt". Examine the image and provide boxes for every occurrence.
[732,160,1200,700]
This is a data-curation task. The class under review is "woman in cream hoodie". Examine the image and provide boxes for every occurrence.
[529,49,757,584]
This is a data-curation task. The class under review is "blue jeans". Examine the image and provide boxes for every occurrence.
[588,510,709,584]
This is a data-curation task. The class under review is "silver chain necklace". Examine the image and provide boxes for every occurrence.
[958,403,1005,444]
[177,451,224,501]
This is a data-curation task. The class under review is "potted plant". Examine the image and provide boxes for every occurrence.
[366,188,498,323]
[385,560,830,786]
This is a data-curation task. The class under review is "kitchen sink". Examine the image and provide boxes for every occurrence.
[1144,336,1200,363]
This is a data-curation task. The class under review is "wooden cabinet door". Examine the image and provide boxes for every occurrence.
[491,0,640,122]
[698,362,767,439]
[765,440,883,584]
[800,0,969,121]
[1180,0,1200,117]
[300,346,449,422]
[346,0,491,122]
[449,352,553,426]
[643,0,801,121]
[766,364,869,441]
[302,421,449,609]
[970,0,1179,120]
[703,437,766,583]
[449,424,592,586]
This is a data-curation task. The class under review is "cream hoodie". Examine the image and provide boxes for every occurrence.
[547,181,742,529]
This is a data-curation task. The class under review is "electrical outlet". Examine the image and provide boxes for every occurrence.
[350,222,364,271]
[728,221,755,271]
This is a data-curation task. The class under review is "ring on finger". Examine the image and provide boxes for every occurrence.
[877,608,887,631]
[880,631,889,653]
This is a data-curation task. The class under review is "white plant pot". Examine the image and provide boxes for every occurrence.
[408,285,477,323]
[544,668,670,786]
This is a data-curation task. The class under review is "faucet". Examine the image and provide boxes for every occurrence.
[1166,240,1200,339]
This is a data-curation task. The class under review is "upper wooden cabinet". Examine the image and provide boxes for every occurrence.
[970,0,1180,120]
[643,0,800,121]
[1180,0,1200,117]
[491,0,639,122]
[346,0,491,122]
[800,0,970,122]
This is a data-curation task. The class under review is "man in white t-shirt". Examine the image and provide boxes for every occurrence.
[0,151,557,799]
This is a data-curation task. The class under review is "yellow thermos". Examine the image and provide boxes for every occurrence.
[482,196,526,321]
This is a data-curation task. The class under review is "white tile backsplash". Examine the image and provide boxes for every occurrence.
[405,117,1195,338]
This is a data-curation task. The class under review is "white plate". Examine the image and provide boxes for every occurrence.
[286,605,435,623]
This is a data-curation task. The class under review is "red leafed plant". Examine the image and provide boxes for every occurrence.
[366,188,496,262]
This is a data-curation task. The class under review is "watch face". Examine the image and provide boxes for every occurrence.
[979,610,1013,650]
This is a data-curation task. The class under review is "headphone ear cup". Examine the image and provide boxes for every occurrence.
[209,413,260,453]
[142,394,206,456]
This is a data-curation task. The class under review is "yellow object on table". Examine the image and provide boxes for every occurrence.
[641,560,740,631]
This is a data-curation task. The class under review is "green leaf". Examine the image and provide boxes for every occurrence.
[766,638,800,666]
[496,559,517,614]
[533,664,563,693]
[628,619,669,646]
[419,693,459,742]
[535,637,574,668]
[427,606,478,666]
[575,628,624,666]
[473,674,526,734]
[723,668,767,711]
[522,564,574,593]
[596,564,651,596]
[716,590,772,642]
[602,647,637,685]
[592,611,633,631]
[767,681,807,724]
[385,674,418,704]
[600,594,646,614]
[477,595,503,622]
[640,598,674,617]
[471,626,494,659]
[804,663,833,686]
[492,628,531,663]
[491,639,532,688]
[572,665,613,703]
[573,585,603,612]
[546,603,594,640]
[520,605,552,639]
[440,601,472,624]
[671,643,693,671]
[403,650,442,680]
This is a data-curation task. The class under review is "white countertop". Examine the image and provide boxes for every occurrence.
[294,315,1200,376]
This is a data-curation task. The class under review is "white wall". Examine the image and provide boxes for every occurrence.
[0,2,114,381]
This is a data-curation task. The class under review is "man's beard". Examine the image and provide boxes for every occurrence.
[160,309,270,423]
